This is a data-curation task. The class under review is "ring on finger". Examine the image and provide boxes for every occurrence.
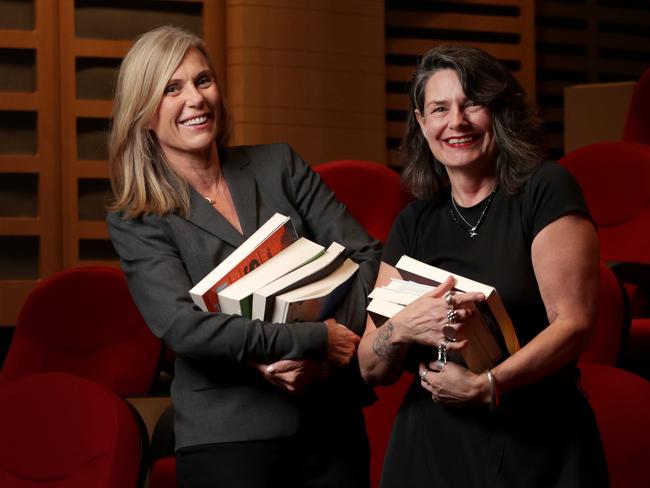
[447,308,458,324]
[442,324,457,342]
[419,368,429,380]
[444,290,455,309]
[437,339,448,364]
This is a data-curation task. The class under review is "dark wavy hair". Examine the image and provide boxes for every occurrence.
[400,44,543,199]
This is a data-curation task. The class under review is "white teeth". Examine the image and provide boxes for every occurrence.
[448,136,475,144]
[181,115,208,126]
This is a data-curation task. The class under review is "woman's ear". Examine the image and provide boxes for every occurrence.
[414,109,425,130]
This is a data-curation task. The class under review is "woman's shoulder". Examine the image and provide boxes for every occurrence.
[224,143,296,166]
[525,160,577,189]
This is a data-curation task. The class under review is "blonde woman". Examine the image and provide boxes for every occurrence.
[107,26,380,488]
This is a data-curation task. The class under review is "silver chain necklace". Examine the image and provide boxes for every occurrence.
[448,187,497,238]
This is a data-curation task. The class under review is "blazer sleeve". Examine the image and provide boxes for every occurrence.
[107,211,328,364]
[280,145,382,336]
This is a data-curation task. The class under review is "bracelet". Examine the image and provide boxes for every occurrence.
[486,369,500,413]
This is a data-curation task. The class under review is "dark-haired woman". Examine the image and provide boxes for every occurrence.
[358,45,608,487]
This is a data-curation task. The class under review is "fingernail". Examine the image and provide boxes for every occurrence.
[267,366,274,373]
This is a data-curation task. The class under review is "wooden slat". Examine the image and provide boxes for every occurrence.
[387,12,524,34]
[0,217,41,235]
[72,39,132,58]
[0,92,39,110]
[75,100,113,118]
[0,30,37,48]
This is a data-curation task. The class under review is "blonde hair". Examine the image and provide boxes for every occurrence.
[108,25,232,218]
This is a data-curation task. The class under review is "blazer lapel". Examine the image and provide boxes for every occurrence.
[182,146,259,247]
[221,146,259,237]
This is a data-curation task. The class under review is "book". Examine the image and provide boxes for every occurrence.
[251,241,347,321]
[271,258,359,323]
[368,256,520,373]
[217,237,326,317]
[189,213,297,312]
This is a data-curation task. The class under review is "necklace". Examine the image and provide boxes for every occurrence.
[448,187,497,238]
[203,169,222,205]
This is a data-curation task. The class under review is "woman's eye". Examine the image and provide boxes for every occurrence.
[431,106,446,114]
[465,101,482,110]
[198,76,212,86]
[164,84,179,94]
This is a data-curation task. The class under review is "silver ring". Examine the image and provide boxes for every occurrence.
[442,324,458,342]
[447,308,458,324]
[419,369,429,380]
[444,291,455,308]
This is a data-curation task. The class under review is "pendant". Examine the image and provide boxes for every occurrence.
[469,229,478,238]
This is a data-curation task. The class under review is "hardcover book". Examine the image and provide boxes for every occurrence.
[189,213,297,312]
[251,241,347,321]
[271,258,359,323]
[368,256,520,373]
[217,237,326,318]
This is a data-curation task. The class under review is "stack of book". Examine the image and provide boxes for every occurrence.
[189,213,359,323]
[367,255,520,373]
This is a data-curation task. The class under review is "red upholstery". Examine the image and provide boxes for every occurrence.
[579,364,650,488]
[622,68,650,146]
[314,160,411,243]
[561,142,650,376]
[149,457,178,488]
[580,261,628,365]
[560,141,650,264]
[363,374,412,487]
[0,372,145,487]
[0,266,162,396]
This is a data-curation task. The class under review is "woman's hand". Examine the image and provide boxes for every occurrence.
[418,360,490,406]
[250,359,327,395]
[390,276,484,354]
[324,318,360,368]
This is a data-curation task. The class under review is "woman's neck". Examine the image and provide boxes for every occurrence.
[447,169,497,207]
[167,143,221,196]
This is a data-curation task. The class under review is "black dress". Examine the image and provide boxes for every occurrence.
[380,162,609,488]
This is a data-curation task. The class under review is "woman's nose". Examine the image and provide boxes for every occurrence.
[448,106,468,130]
[184,83,204,107]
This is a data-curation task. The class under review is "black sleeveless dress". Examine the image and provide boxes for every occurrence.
[380,162,609,488]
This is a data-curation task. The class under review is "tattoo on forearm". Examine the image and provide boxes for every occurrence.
[373,321,398,360]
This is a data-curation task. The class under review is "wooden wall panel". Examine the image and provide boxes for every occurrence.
[0,0,60,326]
[226,0,386,165]
[536,0,650,158]
[58,0,225,269]
[385,0,535,165]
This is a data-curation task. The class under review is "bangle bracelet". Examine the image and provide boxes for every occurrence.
[486,369,500,413]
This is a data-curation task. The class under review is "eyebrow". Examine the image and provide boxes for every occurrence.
[425,99,448,108]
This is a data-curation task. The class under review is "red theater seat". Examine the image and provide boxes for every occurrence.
[315,159,411,243]
[561,142,650,377]
[0,372,147,487]
[1,266,162,396]
[579,364,650,488]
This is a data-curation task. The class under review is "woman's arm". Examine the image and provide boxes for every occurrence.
[420,213,599,405]
[358,262,482,386]
[108,211,333,365]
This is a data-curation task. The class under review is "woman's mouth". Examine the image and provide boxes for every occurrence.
[444,135,481,147]
[180,115,209,127]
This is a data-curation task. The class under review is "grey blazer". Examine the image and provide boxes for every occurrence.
[108,143,381,450]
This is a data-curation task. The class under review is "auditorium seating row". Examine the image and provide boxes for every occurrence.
[2,115,650,486]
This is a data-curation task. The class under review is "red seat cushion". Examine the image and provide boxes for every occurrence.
[0,372,143,487]
[315,160,411,243]
[1,266,161,396]
[579,364,650,488]
[149,456,178,488]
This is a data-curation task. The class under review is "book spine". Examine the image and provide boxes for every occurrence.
[204,221,297,313]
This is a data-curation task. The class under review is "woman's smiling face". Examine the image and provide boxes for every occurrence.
[415,68,498,173]
[149,48,220,162]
